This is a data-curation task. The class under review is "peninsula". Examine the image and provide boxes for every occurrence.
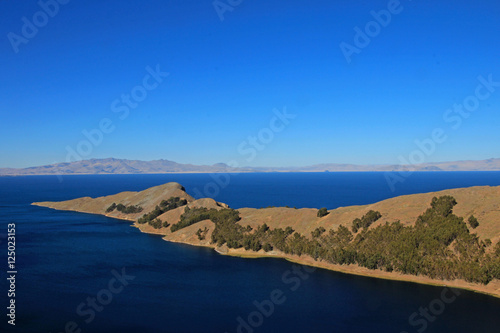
[33,182,500,298]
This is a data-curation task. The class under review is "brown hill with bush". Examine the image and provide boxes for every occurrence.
[33,183,500,297]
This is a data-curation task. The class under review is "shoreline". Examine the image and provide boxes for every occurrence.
[131,221,500,299]
[32,192,500,300]
[217,248,500,299]
[5,169,500,177]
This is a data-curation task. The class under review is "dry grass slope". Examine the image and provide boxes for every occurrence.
[32,183,500,297]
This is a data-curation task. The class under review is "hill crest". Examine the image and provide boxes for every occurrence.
[32,183,500,298]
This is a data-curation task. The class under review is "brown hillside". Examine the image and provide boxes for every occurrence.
[236,186,500,243]
[32,183,500,297]
[33,182,194,221]
[34,183,500,243]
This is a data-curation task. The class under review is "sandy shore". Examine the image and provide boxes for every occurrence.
[37,209,500,299]
[32,184,500,299]
[219,247,500,299]
[131,224,500,299]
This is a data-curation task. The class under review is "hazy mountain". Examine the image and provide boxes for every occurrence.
[1,158,500,175]
[0,158,245,175]
[300,158,500,172]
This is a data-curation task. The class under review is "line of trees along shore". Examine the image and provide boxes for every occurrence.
[182,196,500,285]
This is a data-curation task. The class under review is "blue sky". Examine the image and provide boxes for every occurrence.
[1,0,499,168]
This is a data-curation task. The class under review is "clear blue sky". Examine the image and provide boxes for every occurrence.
[1,0,499,168]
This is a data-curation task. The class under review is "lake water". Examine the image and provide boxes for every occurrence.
[0,172,500,333]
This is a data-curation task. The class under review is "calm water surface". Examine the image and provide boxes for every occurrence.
[0,172,499,333]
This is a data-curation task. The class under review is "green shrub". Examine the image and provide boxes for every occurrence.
[352,210,381,232]
[171,207,212,232]
[263,243,273,252]
[116,204,126,212]
[210,209,243,248]
[312,227,326,238]
[107,203,143,214]
[317,208,329,217]
[123,205,143,214]
[468,215,479,229]
[137,197,187,225]
[430,195,457,217]
[160,197,188,212]
[196,227,209,240]
[106,203,117,213]
[149,218,163,229]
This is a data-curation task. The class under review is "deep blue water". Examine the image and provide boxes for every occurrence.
[0,172,500,333]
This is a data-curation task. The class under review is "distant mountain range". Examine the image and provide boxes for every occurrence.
[1,157,500,175]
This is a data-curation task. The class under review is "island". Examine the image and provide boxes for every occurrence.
[33,182,500,298]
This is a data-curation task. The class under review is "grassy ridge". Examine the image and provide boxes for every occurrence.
[207,196,500,285]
